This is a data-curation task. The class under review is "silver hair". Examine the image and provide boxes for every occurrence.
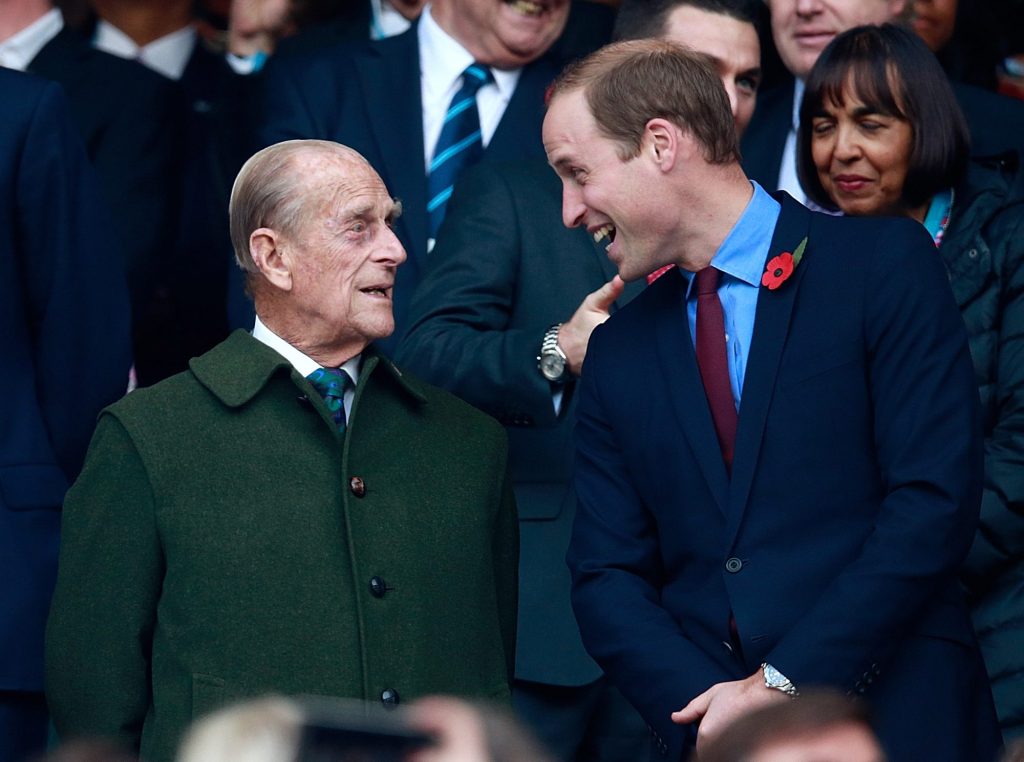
[228,139,356,273]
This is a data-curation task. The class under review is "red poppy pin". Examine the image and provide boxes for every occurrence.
[761,236,808,291]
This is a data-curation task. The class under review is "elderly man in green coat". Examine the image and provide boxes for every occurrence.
[44,140,519,762]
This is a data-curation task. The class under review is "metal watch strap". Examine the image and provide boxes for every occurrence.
[762,662,798,697]
[537,323,567,383]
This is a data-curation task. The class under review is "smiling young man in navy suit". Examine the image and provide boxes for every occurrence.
[544,39,1001,761]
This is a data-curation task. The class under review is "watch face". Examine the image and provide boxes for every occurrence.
[764,665,785,686]
[540,353,566,381]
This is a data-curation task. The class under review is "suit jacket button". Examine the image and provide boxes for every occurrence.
[725,557,743,573]
[350,476,366,497]
[381,688,400,708]
[369,576,388,598]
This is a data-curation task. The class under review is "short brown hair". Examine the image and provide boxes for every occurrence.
[548,39,739,164]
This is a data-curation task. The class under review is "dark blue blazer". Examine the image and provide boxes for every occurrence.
[568,195,1001,760]
[742,75,1024,191]
[0,68,131,691]
[255,21,564,353]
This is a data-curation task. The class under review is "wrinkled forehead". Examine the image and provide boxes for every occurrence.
[296,151,394,215]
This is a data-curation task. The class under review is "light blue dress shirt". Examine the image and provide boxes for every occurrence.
[679,181,781,409]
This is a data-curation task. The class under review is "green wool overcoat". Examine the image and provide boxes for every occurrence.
[45,330,518,762]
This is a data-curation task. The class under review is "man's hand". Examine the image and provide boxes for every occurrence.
[671,671,788,753]
[559,276,625,375]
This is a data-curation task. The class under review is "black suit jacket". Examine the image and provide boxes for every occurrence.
[742,74,1024,191]
[0,68,131,692]
[398,161,644,685]
[253,10,610,353]
[28,28,183,323]
[147,39,247,381]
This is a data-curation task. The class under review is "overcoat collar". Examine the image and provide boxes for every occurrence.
[191,330,428,409]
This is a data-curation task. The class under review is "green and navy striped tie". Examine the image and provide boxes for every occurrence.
[306,367,353,434]
[427,63,493,239]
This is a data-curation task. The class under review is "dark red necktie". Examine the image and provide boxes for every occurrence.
[695,267,738,471]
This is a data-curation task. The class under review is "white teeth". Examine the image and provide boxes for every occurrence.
[509,0,543,15]
[593,224,614,244]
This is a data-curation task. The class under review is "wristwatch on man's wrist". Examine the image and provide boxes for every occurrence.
[537,323,568,384]
[761,663,798,697]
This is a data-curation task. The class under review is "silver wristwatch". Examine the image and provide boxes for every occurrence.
[762,663,798,697]
[538,323,568,383]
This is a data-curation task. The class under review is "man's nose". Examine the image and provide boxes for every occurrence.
[795,0,822,16]
[378,224,407,265]
[724,83,739,124]
[562,184,586,229]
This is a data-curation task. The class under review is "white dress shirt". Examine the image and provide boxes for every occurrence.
[93,20,196,81]
[252,317,361,420]
[0,8,63,71]
[418,4,520,173]
[777,78,807,204]
[371,0,415,39]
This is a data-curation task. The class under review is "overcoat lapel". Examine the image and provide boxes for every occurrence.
[725,196,812,542]
[352,27,429,266]
[653,270,730,516]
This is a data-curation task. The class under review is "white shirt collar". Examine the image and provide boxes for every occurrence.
[251,316,362,385]
[0,8,63,71]
[419,4,518,107]
[370,0,414,39]
[93,20,196,81]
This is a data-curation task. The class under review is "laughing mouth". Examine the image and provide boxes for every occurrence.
[360,285,392,298]
[506,0,546,16]
[592,223,616,249]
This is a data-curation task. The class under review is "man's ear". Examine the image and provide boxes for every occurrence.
[643,118,690,172]
[249,228,293,292]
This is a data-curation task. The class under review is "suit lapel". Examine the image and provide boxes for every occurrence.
[485,54,558,163]
[725,196,812,541]
[653,271,730,517]
[353,27,429,266]
[739,81,794,190]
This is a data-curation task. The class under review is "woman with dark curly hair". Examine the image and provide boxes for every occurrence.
[799,22,1024,741]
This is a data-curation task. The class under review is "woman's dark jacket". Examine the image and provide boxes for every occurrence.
[946,153,1024,741]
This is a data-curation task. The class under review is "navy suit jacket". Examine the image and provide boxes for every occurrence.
[742,75,1024,192]
[0,68,131,691]
[255,21,567,353]
[398,161,643,686]
[568,195,1001,760]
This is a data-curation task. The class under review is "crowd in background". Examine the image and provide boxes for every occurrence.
[2,0,1024,760]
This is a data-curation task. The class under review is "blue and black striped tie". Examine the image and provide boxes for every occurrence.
[427,63,493,240]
